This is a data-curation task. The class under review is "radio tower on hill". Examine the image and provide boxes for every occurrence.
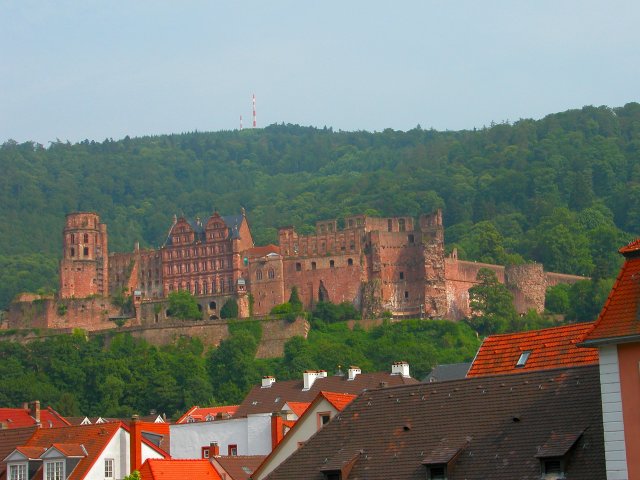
[252,93,257,128]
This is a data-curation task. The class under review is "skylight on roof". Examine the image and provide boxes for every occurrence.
[516,351,531,368]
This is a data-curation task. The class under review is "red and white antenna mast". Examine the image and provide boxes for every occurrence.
[240,115,243,130]
[252,93,257,128]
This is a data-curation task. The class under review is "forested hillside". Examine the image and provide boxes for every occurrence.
[2,103,640,309]
[0,319,479,418]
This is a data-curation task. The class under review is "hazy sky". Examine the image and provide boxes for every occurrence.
[2,1,639,145]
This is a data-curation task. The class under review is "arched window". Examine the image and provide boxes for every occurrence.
[348,258,353,266]
[256,270,263,280]
[70,247,75,257]
[83,233,89,243]
[70,234,75,243]
[268,269,275,279]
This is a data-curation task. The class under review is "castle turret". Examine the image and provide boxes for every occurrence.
[59,212,109,298]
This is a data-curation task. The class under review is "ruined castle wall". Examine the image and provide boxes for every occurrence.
[373,231,426,316]
[545,272,586,287]
[247,255,286,316]
[7,298,122,331]
[505,264,546,314]
[444,259,505,319]
[282,254,366,310]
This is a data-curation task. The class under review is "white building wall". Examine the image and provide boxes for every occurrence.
[83,428,164,480]
[255,399,337,480]
[170,414,272,459]
[599,345,628,480]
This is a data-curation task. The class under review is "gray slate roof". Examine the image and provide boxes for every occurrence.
[423,362,471,382]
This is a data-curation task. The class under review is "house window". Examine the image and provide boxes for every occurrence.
[540,458,564,478]
[516,350,532,367]
[45,461,64,480]
[268,269,275,279]
[317,412,331,430]
[201,447,210,459]
[9,464,27,480]
[228,444,238,456]
[104,458,114,479]
[426,465,447,480]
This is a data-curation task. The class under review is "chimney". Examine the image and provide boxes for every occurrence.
[130,415,142,473]
[391,361,410,377]
[271,412,285,449]
[261,376,276,388]
[347,366,361,381]
[29,401,41,424]
[209,441,220,457]
[303,370,327,390]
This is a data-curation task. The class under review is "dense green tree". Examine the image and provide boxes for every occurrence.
[467,268,517,335]
[166,290,201,320]
[220,298,239,319]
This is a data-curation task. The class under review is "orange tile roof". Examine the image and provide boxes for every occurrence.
[139,459,222,480]
[212,455,265,480]
[319,392,357,411]
[467,322,599,377]
[283,402,311,418]
[175,405,238,424]
[17,423,122,480]
[0,406,69,429]
[581,240,640,344]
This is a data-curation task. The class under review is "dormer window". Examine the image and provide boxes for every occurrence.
[540,458,564,479]
[9,464,27,480]
[45,460,64,480]
[426,464,447,480]
[516,350,531,367]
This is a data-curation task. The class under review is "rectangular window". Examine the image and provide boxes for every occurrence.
[9,464,27,480]
[400,272,404,280]
[201,447,210,459]
[317,412,331,430]
[46,461,64,480]
[228,444,238,456]
[105,459,114,479]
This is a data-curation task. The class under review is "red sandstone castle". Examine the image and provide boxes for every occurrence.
[51,210,582,327]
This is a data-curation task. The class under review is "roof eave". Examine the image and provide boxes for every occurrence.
[579,333,640,348]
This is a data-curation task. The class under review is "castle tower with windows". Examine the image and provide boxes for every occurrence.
[59,212,109,298]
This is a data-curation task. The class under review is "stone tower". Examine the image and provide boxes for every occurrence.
[59,212,109,298]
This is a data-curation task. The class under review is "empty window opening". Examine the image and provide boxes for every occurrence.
[348,258,353,266]
[399,218,406,232]
[296,263,302,272]
[388,219,393,232]
[83,247,89,256]
[408,234,415,243]
[426,465,446,480]
[516,350,532,367]
[70,247,75,257]
[330,260,335,268]
[404,291,409,299]
[400,271,404,280]
[311,261,317,270]
[228,445,238,456]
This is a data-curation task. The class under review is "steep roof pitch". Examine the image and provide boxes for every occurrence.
[234,371,417,418]
[139,459,222,480]
[282,402,310,418]
[467,322,598,377]
[319,392,356,412]
[581,239,640,345]
[424,362,472,382]
[0,407,69,429]
[266,366,605,480]
[211,455,265,480]
[12,423,122,480]
[0,427,37,480]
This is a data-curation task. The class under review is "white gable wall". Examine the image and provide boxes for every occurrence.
[170,414,272,458]
[82,427,164,480]
[255,398,338,480]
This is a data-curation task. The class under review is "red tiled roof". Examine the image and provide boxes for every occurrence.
[581,240,640,344]
[212,455,265,480]
[467,322,599,377]
[319,392,356,412]
[13,446,46,459]
[245,245,280,258]
[139,459,222,480]
[0,406,69,429]
[48,443,86,457]
[175,406,238,424]
[283,402,310,418]
[16,423,122,480]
